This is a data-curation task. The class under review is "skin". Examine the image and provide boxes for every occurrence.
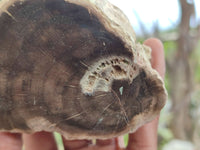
[0,38,165,150]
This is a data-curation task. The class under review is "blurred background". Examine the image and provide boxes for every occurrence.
[107,0,200,149]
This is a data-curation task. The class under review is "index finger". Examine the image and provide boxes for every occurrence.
[146,38,165,79]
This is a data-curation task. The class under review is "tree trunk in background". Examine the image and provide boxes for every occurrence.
[169,0,198,140]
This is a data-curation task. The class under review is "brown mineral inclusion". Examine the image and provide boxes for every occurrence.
[0,0,167,139]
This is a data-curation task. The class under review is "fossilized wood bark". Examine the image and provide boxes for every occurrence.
[0,0,167,139]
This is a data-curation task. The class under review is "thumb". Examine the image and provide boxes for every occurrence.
[127,38,165,150]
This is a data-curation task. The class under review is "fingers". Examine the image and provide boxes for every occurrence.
[144,38,165,78]
[0,132,22,150]
[90,139,118,150]
[0,133,120,150]
[127,38,165,150]
[62,139,91,150]
[127,117,159,150]
[23,131,57,150]
[62,138,119,150]
[96,139,115,146]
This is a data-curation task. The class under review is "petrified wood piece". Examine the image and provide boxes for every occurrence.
[0,0,167,139]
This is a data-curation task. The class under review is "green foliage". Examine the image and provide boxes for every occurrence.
[124,134,129,147]
[164,72,170,94]
[192,40,200,82]
[163,40,177,95]
[158,128,173,150]
[158,100,174,150]
[54,132,64,150]
[163,41,177,58]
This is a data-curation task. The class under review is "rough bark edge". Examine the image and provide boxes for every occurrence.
[66,0,137,54]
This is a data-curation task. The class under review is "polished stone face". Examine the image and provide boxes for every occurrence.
[0,0,162,136]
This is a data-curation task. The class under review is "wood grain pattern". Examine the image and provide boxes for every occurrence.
[0,0,167,139]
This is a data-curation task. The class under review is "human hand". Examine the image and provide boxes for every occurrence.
[0,38,165,150]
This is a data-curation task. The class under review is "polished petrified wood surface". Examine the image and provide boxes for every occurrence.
[0,0,167,139]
